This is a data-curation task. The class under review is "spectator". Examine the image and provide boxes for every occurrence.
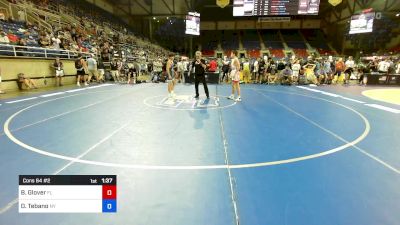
[0,67,5,94]
[303,62,318,85]
[279,65,292,85]
[110,58,120,83]
[7,31,19,44]
[51,35,61,50]
[277,60,285,72]
[75,54,88,86]
[208,58,218,73]
[182,58,189,83]
[86,54,98,83]
[333,57,345,84]
[267,60,277,84]
[242,59,251,83]
[322,59,333,84]
[252,59,259,82]
[60,38,69,50]
[0,30,10,44]
[358,68,366,85]
[18,73,38,89]
[97,57,105,82]
[257,58,265,83]
[368,57,379,72]
[39,32,50,47]
[344,56,355,84]
[177,58,184,83]
[378,58,390,74]
[291,60,301,84]
[53,57,64,86]
[127,64,137,84]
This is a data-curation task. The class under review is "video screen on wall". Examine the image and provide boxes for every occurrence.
[185,12,200,36]
[233,0,320,16]
[349,12,375,34]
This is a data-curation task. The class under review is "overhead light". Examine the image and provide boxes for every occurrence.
[396,13,400,17]
[167,17,169,19]
[153,17,156,20]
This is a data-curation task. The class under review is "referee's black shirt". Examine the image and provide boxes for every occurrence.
[192,59,206,76]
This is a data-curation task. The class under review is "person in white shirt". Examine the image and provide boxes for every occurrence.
[378,59,390,73]
[53,57,64,86]
[291,60,301,83]
[252,59,259,82]
[396,61,400,74]
[0,30,9,44]
[182,59,189,83]
[177,59,184,83]
[228,51,241,102]
[51,36,61,50]
[86,55,98,83]
[344,56,355,84]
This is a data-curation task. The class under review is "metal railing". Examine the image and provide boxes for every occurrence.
[0,44,93,59]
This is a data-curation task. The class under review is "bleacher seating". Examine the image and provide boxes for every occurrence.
[0,0,168,62]
[302,30,330,50]
[201,49,215,57]
[242,30,260,50]
[281,30,307,49]
[293,48,308,59]
[389,45,400,53]
[247,49,260,58]
[221,31,239,50]
[261,30,284,49]
[269,49,285,59]
[200,31,219,51]
[196,29,340,59]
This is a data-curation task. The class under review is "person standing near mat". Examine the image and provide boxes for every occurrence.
[87,54,98,84]
[76,54,88,87]
[53,57,64,87]
[221,56,230,83]
[166,53,176,98]
[192,51,209,99]
[228,50,241,102]
[0,67,5,94]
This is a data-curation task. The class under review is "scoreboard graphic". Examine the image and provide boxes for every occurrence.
[19,175,117,213]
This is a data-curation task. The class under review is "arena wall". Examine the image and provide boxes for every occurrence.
[0,58,77,91]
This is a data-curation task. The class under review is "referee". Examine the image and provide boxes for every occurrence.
[192,51,209,99]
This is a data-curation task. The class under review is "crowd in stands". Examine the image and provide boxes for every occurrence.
[0,0,172,92]
[184,54,400,86]
[1,0,169,58]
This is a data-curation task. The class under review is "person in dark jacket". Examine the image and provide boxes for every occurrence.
[192,51,209,99]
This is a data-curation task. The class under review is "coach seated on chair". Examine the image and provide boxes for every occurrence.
[17,73,38,90]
